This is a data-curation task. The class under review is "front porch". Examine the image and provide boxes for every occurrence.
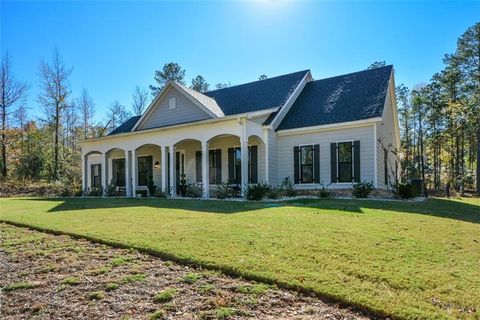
[81,119,267,198]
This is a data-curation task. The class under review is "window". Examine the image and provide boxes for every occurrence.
[300,145,314,183]
[138,156,153,186]
[112,158,125,186]
[338,142,353,182]
[168,97,176,109]
[384,148,388,185]
[91,164,101,188]
[209,150,218,184]
[232,147,242,184]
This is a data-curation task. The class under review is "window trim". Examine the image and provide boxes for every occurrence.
[336,141,354,183]
[208,149,220,185]
[91,163,101,188]
[168,97,176,109]
[112,157,126,187]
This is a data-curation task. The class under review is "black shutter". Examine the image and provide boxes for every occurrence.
[90,164,94,188]
[215,149,222,184]
[330,143,337,183]
[98,164,102,188]
[228,148,234,183]
[353,140,360,182]
[250,146,258,183]
[293,146,300,184]
[313,144,320,183]
[196,151,202,183]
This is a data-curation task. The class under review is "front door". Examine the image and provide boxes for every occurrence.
[176,151,185,193]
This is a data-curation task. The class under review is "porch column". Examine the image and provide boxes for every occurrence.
[161,146,168,193]
[201,140,209,198]
[125,150,131,197]
[102,153,108,195]
[131,150,137,197]
[169,145,176,197]
[263,129,269,185]
[82,153,87,194]
[240,121,249,196]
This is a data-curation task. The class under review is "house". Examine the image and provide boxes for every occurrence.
[80,65,400,198]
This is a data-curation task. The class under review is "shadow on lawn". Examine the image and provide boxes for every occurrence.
[14,197,480,224]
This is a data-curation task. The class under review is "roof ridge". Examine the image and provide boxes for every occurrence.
[311,65,393,83]
[205,69,310,94]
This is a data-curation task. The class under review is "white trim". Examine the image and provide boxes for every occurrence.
[267,71,312,130]
[373,123,378,188]
[276,118,381,136]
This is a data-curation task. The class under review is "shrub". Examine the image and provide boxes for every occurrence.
[154,189,169,198]
[266,186,281,199]
[281,177,297,197]
[391,182,416,199]
[316,182,334,199]
[186,184,202,198]
[106,182,117,197]
[87,187,103,197]
[244,182,270,201]
[215,182,231,199]
[136,189,148,197]
[352,181,374,198]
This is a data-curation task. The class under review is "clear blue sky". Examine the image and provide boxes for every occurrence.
[1,1,479,120]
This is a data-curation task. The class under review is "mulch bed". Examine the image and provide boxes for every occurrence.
[0,223,369,319]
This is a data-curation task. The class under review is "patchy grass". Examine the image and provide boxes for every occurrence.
[180,272,201,284]
[199,284,215,293]
[1,197,480,319]
[213,307,236,319]
[105,282,119,291]
[87,291,105,300]
[61,276,80,286]
[4,281,39,292]
[121,273,146,284]
[149,309,166,320]
[234,283,270,295]
[154,288,177,303]
[109,255,135,267]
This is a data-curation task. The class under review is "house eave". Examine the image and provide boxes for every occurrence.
[275,117,382,136]
[79,107,279,145]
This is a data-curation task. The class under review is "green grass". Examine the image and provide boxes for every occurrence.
[4,281,39,292]
[180,272,201,284]
[61,276,80,286]
[154,288,177,303]
[1,197,479,319]
[121,273,146,284]
[105,282,119,291]
[87,291,105,300]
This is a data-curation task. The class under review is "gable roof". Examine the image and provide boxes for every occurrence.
[203,70,309,115]
[277,65,393,131]
[108,115,141,135]
[176,83,224,117]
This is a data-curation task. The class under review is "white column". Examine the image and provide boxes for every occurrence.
[102,153,108,195]
[240,120,249,196]
[82,153,87,193]
[201,140,210,198]
[125,150,131,197]
[161,146,168,192]
[263,129,269,185]
[131,150,137,197]
[169,145,176,197]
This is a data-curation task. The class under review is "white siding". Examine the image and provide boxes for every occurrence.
[376,86,399,190]
[276,125,375,189]
[138,87,212,130]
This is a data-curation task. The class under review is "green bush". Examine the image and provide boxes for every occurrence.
[87,187,103,197]
[280,177,297,197]
[136,189,148,197]
[316,182,334,199]
[266,186,281,199]
[154,189,169,198]
[391,182,416,199]
[215,182,231,199]
[352,181,374,198]
[186,184,202,198]
[244,182,270,201]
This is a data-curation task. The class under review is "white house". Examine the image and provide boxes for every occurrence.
[80,66,400,198]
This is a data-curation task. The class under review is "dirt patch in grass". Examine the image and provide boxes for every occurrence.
[0,223,368,319]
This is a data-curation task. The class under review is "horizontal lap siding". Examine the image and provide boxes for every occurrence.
[139,88,212,130]
[377,89,397,190]
[276,125,375,189]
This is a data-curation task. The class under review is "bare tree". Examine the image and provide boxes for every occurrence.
[108,100,131,132]
[78,88,95,139]
[0,52,29,179]
[38,48,72,181]
[131,86,149,116]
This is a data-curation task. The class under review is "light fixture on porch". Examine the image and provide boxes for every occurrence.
[154,161,160,168]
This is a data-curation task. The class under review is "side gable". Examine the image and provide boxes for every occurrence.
[134,82,222,131]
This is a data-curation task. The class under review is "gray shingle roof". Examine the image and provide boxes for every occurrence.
[277,65,392,131]
[204,70,309,115]
[108,115,141,135]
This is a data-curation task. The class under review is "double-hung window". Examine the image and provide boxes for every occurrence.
[300,145,314,183]
[138,156,152,186]
[337,142,353,182]
[91,164,101,188]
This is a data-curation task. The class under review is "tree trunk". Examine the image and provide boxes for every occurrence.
[54,101,59,181]
[1,105,6,179]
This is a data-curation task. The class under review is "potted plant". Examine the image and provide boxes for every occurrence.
[147,175,157,196]
[179,173,187,197]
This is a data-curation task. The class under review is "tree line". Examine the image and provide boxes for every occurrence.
[2,22,478,196]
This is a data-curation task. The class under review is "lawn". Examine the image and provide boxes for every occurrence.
[1,197,479,319]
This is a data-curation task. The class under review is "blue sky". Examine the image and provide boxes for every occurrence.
[1,1,479,121]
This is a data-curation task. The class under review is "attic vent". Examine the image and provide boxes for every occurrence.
[168,97,176,109]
